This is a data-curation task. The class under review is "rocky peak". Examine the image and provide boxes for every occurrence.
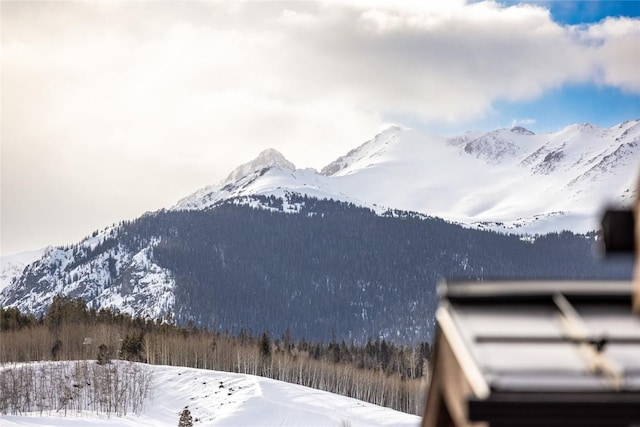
[222,149,296,185]
[511,126,534,135]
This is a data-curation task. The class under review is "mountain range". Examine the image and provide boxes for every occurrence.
[175,120,640,233]
[1,121,637,344]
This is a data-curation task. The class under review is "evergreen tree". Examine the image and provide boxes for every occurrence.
[259,331,271,359]
[178,408,193,427]
[96,343,111,365]
[121,333,145,362]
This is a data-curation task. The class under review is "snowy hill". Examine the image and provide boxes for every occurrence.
[177,120,640,234]
[0,362,421,427]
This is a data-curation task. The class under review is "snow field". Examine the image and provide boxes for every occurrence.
[0,362,421,427]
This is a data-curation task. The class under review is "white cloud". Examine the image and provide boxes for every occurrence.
[1,0,639,254]
[586,17,640,92]
[511,118,537,128]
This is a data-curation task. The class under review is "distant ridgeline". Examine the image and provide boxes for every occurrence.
[2,195,633,344]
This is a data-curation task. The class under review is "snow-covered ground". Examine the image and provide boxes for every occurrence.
[0,362,422,427]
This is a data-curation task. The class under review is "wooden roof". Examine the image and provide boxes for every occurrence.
[422,280,640,427]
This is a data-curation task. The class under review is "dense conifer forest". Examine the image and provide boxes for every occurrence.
[136,197,631,342]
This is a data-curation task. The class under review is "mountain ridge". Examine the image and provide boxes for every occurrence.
[174,119,640,235]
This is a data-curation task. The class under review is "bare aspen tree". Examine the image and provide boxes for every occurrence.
[1,303,427,415]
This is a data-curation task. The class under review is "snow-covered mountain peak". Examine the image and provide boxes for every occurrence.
[222,148,296,186]
[511,126,535,135]
[558,122,604,138]
[578,122,597,131]
[458,128,524,164]
[320,126,405,177]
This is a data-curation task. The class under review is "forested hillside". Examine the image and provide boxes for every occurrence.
[2,196,633,344]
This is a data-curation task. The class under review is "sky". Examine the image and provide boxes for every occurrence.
[1,0,639,255]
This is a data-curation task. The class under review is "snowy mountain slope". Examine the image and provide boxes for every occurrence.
[320,126,404,176]
[0,362,421,427]
[176,120,639,234]
[0,247,47,292]
[1,227,175,320]
[328,120,639,233]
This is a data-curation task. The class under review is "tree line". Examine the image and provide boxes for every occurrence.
[1,296,431,414]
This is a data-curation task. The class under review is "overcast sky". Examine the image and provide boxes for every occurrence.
[2,0,640,255]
